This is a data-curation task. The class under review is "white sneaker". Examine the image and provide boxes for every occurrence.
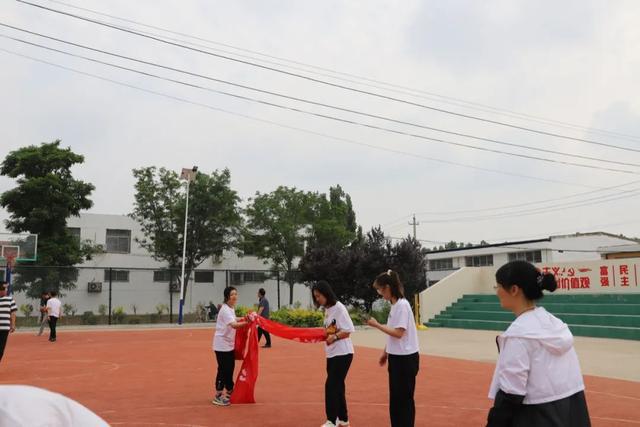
[337,420,350,427]
[320,422,336,427]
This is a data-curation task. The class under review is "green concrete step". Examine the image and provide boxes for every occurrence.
[460,294,640,304]
[435,310,640,327]
[426,318,640,340]
[451,302,640,315]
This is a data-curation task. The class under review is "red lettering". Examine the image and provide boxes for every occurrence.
[620,265,629,275]
[600,266,609,275]
[567,268,576,277]
[600,277,610,287]
[579,277,590,288]
[570,277,580,289]
[621,276,630,287]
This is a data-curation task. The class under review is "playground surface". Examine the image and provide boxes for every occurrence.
[1,326,638,426]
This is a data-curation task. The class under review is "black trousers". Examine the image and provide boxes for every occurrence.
[257,327,271,346]
[388,352,420,427]
[325,353,353,423]
[0,330,8,362]
[48,316,58,340]
[215,350,235,392]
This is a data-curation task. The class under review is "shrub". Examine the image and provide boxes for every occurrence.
[19,304,34,319]
[98,304,108,316]
[81,311,97,325]
[348,306,367,325]
[235,305,255,317]
[112,306,126,324]
[128,317,141,324]
[155,304,168,315]
[62,303,77,316]
[370,300,391,324]
[270,307,323,327]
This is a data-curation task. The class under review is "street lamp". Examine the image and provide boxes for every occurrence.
[178,166,198,325]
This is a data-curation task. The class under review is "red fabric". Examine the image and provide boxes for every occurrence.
[230,315,326,404]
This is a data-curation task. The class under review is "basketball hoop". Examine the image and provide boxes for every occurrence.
[5,254,16,271]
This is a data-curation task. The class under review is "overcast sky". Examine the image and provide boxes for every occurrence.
[1,0,639,246]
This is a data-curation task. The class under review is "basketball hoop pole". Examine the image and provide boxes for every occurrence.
[6,255,15,296]
[178,166,197,325]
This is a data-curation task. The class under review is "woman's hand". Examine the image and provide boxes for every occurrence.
[326,334,338,345]
[378,352,388,367]
[366,317,380,328]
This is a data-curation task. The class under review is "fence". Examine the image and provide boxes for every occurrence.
[6,265,312,326]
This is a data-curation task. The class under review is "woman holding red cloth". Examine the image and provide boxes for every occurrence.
[312,280,355,427]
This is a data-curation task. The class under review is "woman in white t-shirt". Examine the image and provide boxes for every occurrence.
[366,269,420,427]
[212,286,249,407]
[312,280,355,427]
[486,261,590,426]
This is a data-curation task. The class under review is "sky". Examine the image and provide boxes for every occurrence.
[1,0,640,247]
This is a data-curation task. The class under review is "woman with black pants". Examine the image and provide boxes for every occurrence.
[367,270,420,427]
[312,280,355,427]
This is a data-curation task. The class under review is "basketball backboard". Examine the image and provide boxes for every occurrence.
[0,233,37,264]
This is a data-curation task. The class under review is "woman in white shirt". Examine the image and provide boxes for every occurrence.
[366,270,420,427]
[487,260,591,426]
[212,286,249,407]
[312,280,355,427]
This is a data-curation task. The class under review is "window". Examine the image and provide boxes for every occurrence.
[153,270,173,282]
[508,250,542,263]
[104,269,129,282]
[230,272,243,285]
[465,255,494,267]
[244,272,266,282]
[0,269,5,282]
[106,229,131,253]
[429,258,453,271]
[194,270,214,283]
[67,227,81,242]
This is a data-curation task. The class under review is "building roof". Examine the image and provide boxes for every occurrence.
[426,238,550,254]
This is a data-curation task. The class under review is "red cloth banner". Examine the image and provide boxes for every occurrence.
[230,315,326,404]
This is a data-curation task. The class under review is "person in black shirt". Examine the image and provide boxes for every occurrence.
[257,288,271,348]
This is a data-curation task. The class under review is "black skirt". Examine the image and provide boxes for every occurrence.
[514,391,591,427]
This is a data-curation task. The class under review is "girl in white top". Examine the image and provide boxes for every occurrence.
[312,280,355,427]
[212,286,249,407]
[366,270,420,427]
[487,260,591,426]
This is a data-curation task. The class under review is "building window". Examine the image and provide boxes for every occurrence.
[508,250,542,263]
[104,269,129,282]
[106,229,131,253]
[0,269,5,282]
[67,227,81,242]
[465,255,494,267]
[153,270,173,282]
[230,272,243,285]
[244,271,266,282]
[194,270,214,283]
[429,258,453,270]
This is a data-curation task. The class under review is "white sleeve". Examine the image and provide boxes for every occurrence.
[338,305,355,333]
[389,301,410,330]
[496,337,530,396]
[218,307,234,329]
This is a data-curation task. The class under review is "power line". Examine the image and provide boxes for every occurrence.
[17,0,640,154]
[3,34,638,175]
[415,188,640,223]
[0,47,614,191]
[41,0,640,143]
[4,24,638,169]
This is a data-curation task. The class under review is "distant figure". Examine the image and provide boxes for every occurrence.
[0,281,17,363]
[208,301,218,321]
[37,291,50,336]
[0,385,109,426]
[46,290,62,342]
[257,288,271,348]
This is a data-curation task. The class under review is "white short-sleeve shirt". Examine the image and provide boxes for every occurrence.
[213,303,236,352]
[386,298,419,355]
[0,385,109,427]
[323,302,355,358]
[46,298,61,318]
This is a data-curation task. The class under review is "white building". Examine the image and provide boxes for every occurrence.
[12,213,311,316]
[425,232,638,285]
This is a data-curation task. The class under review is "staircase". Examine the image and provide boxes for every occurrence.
[426,293,640,340]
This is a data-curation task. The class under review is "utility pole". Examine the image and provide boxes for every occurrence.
[408,213,428,330]
[408,214,420,239]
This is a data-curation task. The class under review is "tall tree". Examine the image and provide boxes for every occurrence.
[308,185,357,249]
[245,186,314,305]
[388,236,427,304]
[0,141,94,298]
[131,167,242,299]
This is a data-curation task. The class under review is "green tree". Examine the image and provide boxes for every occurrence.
[245,186,314,305]
[131,167,242,300]
[0,141,94,298]
[308,185,357,249]
[388,236,427,303]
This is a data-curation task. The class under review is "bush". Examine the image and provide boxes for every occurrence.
[81,311,97,325]
[128,317,141,324]
[19,304,34,319]
[112,306,126,324]
[149,313,159,323]
[270,307,323,327]
[155,304,168,315]
[63,303,77,316]
[370,300,391,324]
[98,304,108,316]
[235,305,256,317]
[348,306,367,325]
